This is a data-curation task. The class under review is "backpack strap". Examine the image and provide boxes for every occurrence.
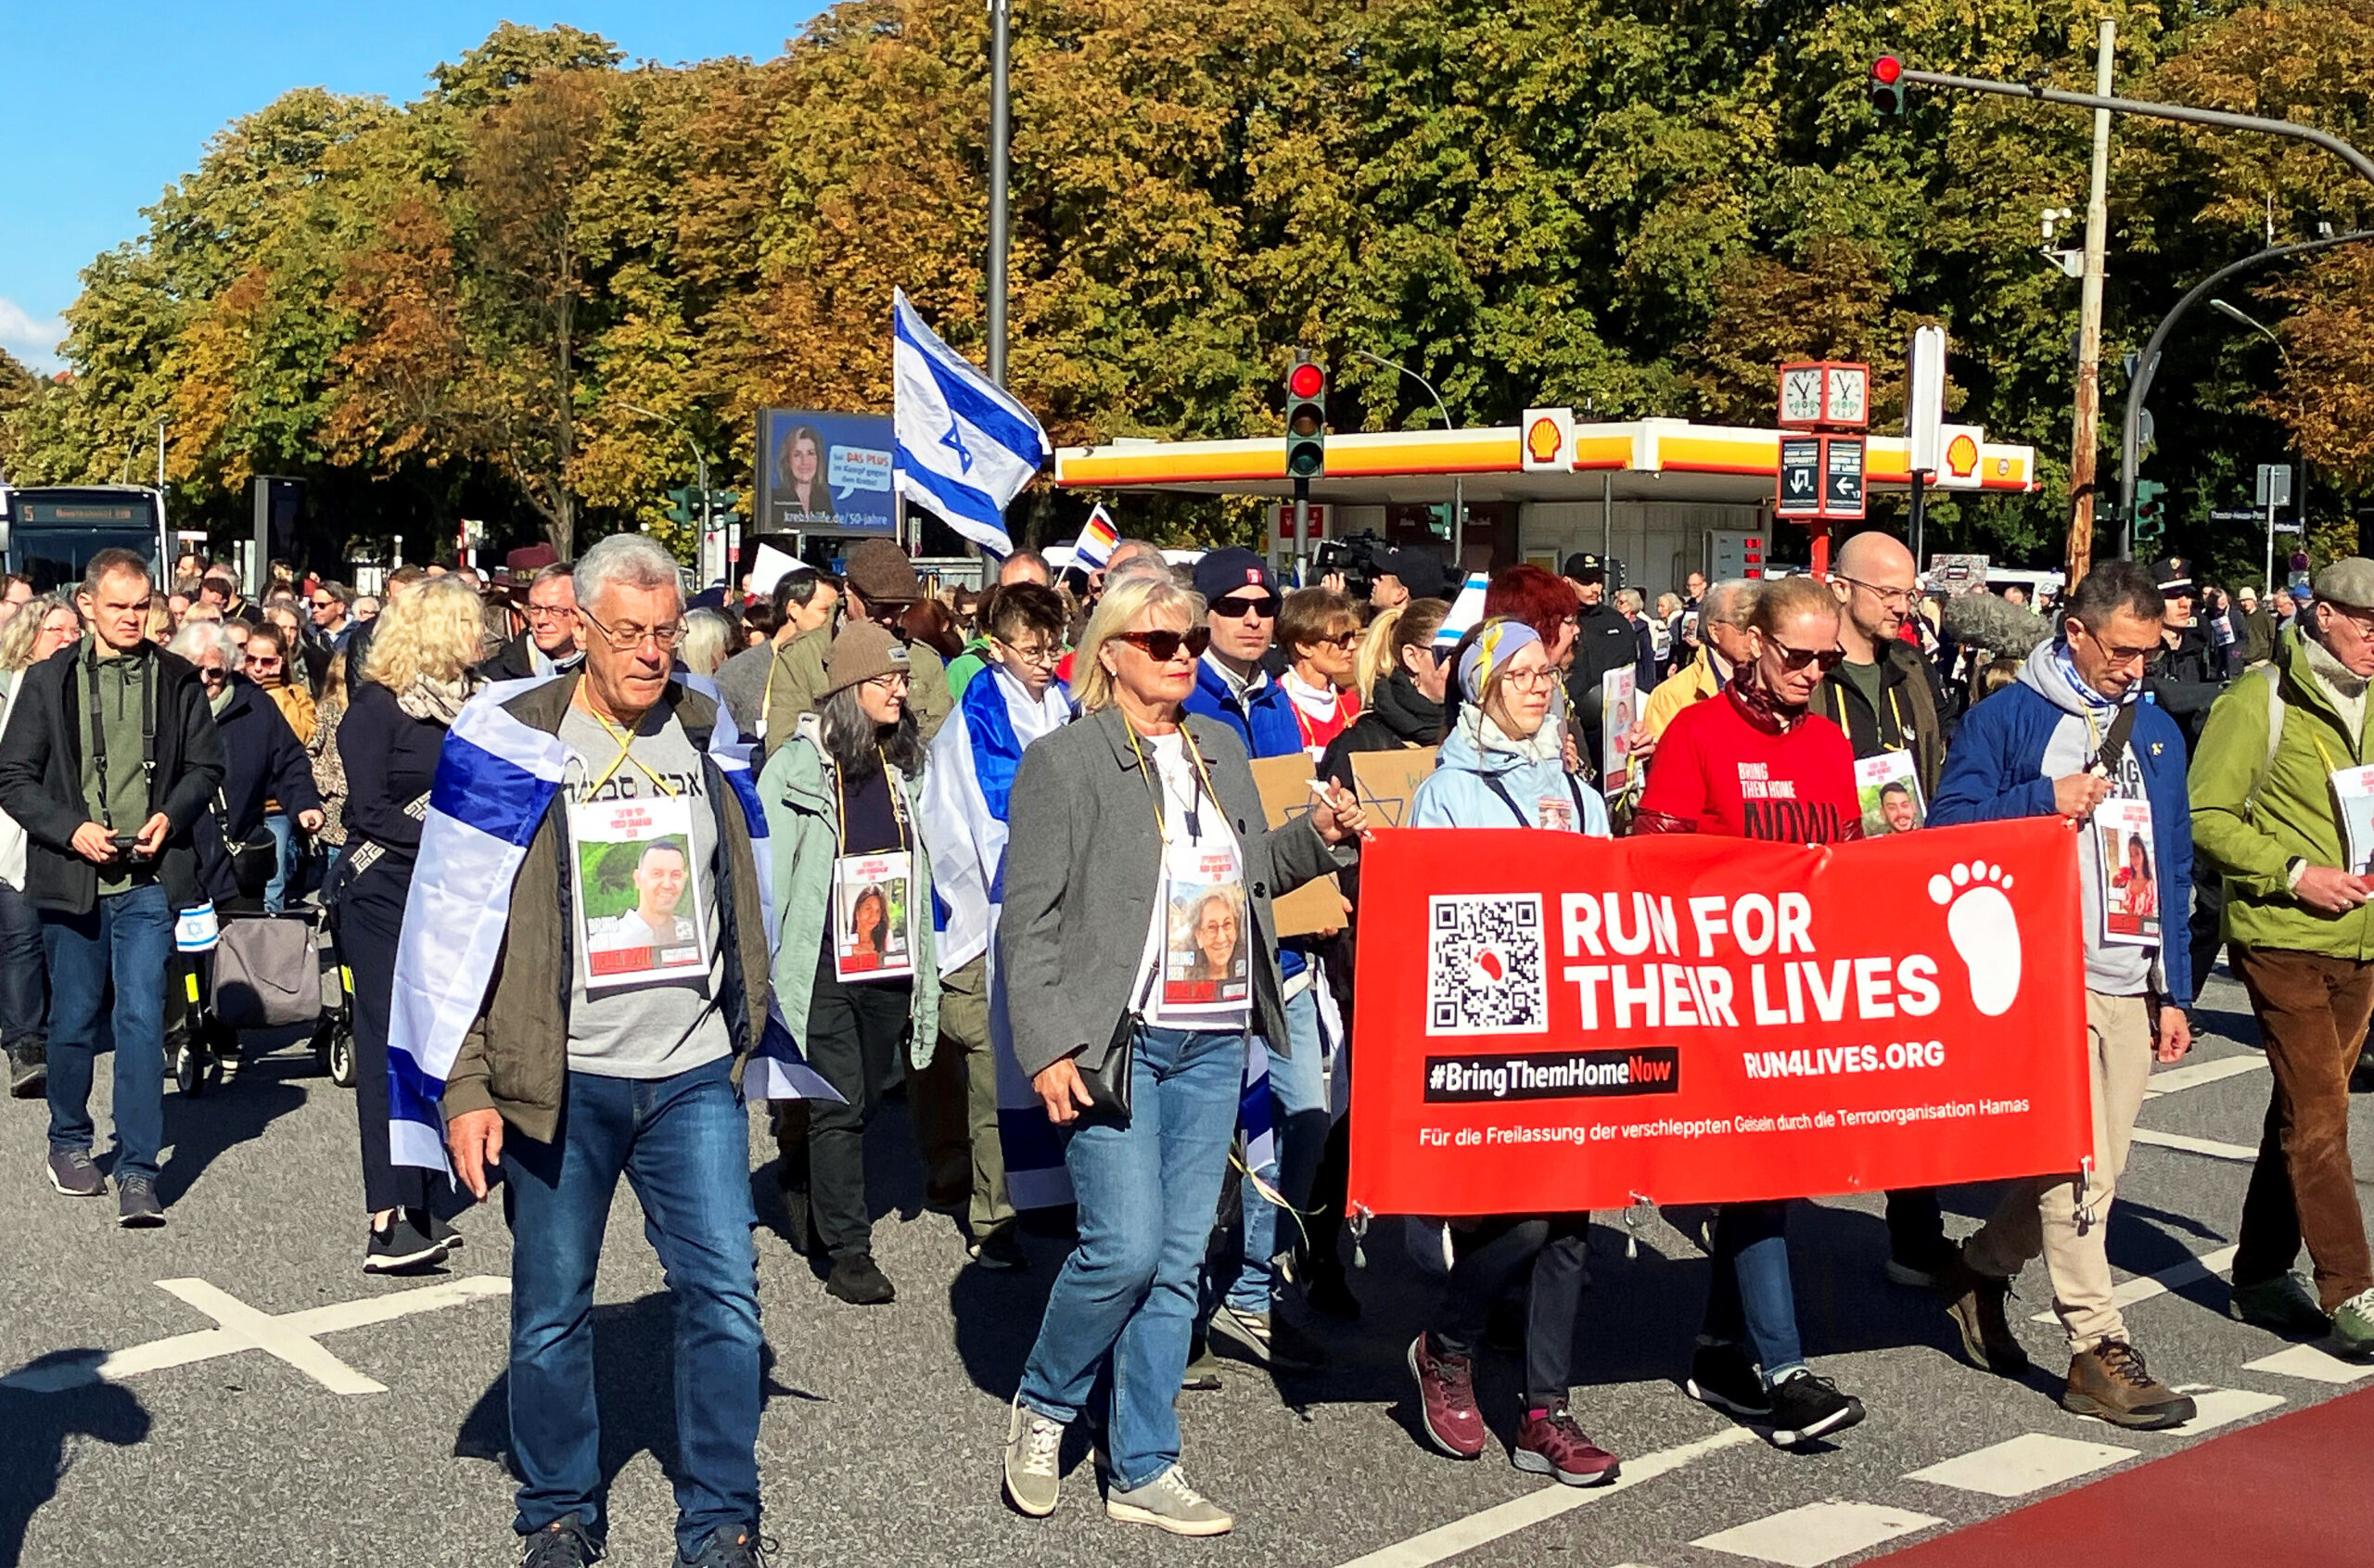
[2243,663,2287,815]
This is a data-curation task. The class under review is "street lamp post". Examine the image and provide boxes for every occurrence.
[621,403,713,581]
[2212,298,2305,595]
[1348,350,1463,568]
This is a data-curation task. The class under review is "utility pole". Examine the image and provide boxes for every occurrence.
[2063,19,2114,591]
[987,0,1012,388]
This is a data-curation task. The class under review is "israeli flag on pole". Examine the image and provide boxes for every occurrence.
[893,288,1050,556]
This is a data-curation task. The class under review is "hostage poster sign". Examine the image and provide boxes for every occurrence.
[1347,820,2089,1217]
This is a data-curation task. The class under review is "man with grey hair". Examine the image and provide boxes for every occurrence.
[480,561,584,682]
[1643,578,1758,740]
[433,529,776,1568]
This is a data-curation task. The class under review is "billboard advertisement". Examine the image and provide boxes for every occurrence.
[756,410,897,537]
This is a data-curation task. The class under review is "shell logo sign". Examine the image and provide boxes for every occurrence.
[1945,431,1981,478]
[1520,406,1574,472]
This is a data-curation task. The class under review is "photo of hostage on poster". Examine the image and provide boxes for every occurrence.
[2093,799,2160,946]
[1599,667,1636,800]
[1164,867,1251,1010]
[1856,751,1926,836]
[572,796,710,988]
[833,850,916,982]
[1347,818,2091,1217]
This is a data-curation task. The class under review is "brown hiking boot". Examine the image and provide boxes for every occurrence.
[1937,1251,2031,1376]
[2062,1340,2196,1430]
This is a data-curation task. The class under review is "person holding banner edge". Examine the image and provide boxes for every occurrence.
[996,571,1365,1536]
[1926,559,2202,1429]
[1632,573,1866,1447]
[1403,617,1620,1487]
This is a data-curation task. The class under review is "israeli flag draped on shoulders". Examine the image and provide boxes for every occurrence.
[918,665,1078,1209]
[388,674,835,1174]
[892,288,1050,557]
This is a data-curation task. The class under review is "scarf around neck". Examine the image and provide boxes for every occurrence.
[394,673,476,725]
[1725,662,1807,735]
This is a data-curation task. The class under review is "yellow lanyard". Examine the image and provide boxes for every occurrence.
[834,747,907,857]
[579,695,680,798]
[1125,718,1221,841]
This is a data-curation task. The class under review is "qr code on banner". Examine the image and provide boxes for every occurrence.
[1427,894,1549,1036]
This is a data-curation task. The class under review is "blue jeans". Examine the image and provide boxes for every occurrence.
[1017,1027,1243,1491]
[44,883,173,1181]
[1224,984,1326,1312]
[262,813,296,914]
[1702,1200,1805,1383]
[0,878,48,1056]
[502,1053,761,1556]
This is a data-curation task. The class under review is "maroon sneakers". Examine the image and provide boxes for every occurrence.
[1409,1332,1487,1458]
[1513,1403,1620,1486]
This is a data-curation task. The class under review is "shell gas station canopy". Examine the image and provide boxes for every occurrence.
[1053,410,2039,595]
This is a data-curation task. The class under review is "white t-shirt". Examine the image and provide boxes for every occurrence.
[1131,732,1252,1033]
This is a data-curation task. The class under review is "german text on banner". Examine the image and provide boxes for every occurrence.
[1347,820,2089,1217]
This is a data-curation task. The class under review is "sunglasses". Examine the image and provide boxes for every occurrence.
[1309,630,1359,650]
[1116,627,1213,662]
[1209,593,1280,620]
[1768,640,1845,673]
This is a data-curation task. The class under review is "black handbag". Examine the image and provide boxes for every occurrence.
[1079,967,1155,1119]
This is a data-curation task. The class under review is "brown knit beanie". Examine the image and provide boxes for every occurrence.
[824,620,911,696]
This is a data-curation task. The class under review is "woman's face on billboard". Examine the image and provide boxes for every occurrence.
[792,433,821,485]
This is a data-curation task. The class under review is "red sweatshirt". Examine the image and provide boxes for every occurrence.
[1634,681,1862,844]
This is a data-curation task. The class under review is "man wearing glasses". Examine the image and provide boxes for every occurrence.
[763,538,951,743]
[1819,531,1954,1289]
[481,561,585,682]
[2191,557,2374,1360]
[306,581,356,652]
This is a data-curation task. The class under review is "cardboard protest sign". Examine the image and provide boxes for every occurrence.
[1248,752,1345,939]
[1348,820,2089,1216]
[1347,747,1439,829]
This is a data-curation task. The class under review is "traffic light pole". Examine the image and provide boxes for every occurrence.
[2118,230,2372,557]
[1292,478,1311,580]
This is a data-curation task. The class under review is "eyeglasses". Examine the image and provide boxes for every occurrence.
[309,597,336,610]
[247,656,283,671]
[863,671,912,691]
[998,638,1062,669]
[1832,574,1918,610]
[198,666,226,682]
[523,602,574,623]
[1310,630,1359,651]
[1500,666,1561,693]
[2069,622,2159,666]
[580,608,686,653]
[1768,640,1845,673]
[1209,594,1280,621]
[1116,627,1213,662]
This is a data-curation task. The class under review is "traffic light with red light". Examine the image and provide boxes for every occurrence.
[1286,353,1327,479]
[1870,55,1906,116]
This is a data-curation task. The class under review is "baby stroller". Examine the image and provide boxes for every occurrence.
[172,822,354,1094]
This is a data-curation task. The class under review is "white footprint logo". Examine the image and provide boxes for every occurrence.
[1929,860,2022,1016]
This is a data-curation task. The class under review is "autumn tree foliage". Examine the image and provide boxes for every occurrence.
[6,2,2369,576]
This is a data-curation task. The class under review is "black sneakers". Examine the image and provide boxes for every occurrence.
[46,1147,105,1198]
[1765,1369,1865,1445]
[519,1518,599,1568]
[675,1524,775,1567]
[968,1224,1028,1271]
[826,1252,896,1305]
[365,1211,449,1275]
[7,1042,45,1099]
[1684,1341,1772,1420]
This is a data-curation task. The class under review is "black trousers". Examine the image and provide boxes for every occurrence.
[805,954,913,1261]
[2190,876,2228,995]
[341,858,431,1215]
[1432,1213,1590,1409]
[0,878,48,1055]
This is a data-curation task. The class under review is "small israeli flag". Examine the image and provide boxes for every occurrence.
[893,289,1050,555]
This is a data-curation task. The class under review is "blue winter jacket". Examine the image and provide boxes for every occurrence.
[1929,641,2194,1005]
[1184,652,1312,975]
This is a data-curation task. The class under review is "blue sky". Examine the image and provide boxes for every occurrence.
[0,4,823,372]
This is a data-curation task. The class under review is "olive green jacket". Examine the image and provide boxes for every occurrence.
[771,631,951,745]
[2189,627,2374,959]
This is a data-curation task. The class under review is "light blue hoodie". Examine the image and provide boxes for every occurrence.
[1410,704,1611,837]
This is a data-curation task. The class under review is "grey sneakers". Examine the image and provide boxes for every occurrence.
[1206,1302,1325,1373]
[1002,1399,1064,1517]
[46,1147,104,1197]
[1106,1465,1233,1536]
[116,1176,166,1228]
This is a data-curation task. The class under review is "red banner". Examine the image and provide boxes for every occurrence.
[1347,820,2090,1217]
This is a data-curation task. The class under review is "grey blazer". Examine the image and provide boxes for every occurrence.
[999,705,1357,1080]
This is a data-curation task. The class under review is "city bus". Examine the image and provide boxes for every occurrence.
[0,484,170,591]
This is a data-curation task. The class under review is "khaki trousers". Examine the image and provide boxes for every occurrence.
[1967,991,2153,1353]
[906,955,1014,1232]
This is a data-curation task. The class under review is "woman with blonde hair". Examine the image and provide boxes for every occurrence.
[344,575,486,1273]
[0,593,81,1094]
[680,607,737,677]
[997,569,1367,1536]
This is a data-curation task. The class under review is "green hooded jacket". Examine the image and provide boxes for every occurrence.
[2188,626,2374,959]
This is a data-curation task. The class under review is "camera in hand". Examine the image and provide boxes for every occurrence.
[110,833,151,862]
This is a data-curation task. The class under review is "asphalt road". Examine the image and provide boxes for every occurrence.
[1,962,2368,1568]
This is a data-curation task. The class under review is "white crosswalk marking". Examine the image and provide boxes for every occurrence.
[2168,1384,2286,1431]
[2243,1344,2374,1385]
[2032,1244,2236,1323]
[2142,1055,2266,1097]
[1906,1432,2135,1497]
[2128,1127,2257,1162]
[1691,1501,1943,1566]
